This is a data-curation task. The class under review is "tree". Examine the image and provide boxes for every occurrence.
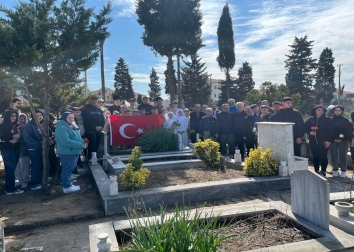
[0,0,112,192]
[243,89,264,106]
[314,47,336,104]
[260,81,289,103]
[181,54,211,108]
[285,36,317,101]
[218,77,237,106]
[148,67,161,100]
[136,0,204,104]
[235,62,255,101]
[114,58,135,102]
[137,94,143,105]
[216,4,235,100]
[164,62,177,98]
[0,69,17,113]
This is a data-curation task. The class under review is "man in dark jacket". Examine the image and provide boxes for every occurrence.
[244,106,256,156]
[211,103,221,116]
[234,102,247,159]
[81,95,105,161]
[199,108,217,141]
[189,104,206,143]
[108,95,121,115]
[272,97,304,156]
[138,97,153,115]
[216,104,235,157]
[329,105,352,177]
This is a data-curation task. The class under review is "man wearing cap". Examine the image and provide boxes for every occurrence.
[138,97,153,115]
[250,104,259,123]
[127,98,136,112]
[170,100,179,115]
[108,95,121,115]
[133,108,140,116]
[155,97,164,114]
[272,101,281,114]
[272,97,304,156]
[81,95,105,162]
[199,108,217,141]
[189,104,206,143]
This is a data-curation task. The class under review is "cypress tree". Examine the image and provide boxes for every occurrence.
[164,62,177,97]
[218,77,237,106]
[235,61,255,101]
[285,36,317,101]
[216,3,235,100]
[114,58,135,102]
[148,67,161,100]
[181,54,211,108]
[314,47,336,104]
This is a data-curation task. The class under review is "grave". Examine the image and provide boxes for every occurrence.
[291,169,330,229]
[0,221,4,252]
[257,122,308,176]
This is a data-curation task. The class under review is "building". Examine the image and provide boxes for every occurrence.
[91,87,146,105]
[210,78,223,102]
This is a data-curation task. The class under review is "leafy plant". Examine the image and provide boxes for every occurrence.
[137,127,176,153]
[120,147,150,190]
[244,147,278,176]
[194,139,221,169]
[120,204,235,252]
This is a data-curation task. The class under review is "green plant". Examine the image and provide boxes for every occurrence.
[120,147,150,190]
[194,139,221,169]
[137,127,176,153]
[244,147,278,176]
[120,204,235,252]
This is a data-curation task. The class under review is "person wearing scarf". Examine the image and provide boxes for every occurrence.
[55,111,85,193]
[0,110,23,195]
[304,105,334,177]
[329,105,352,178]
[175,109,189,147]
[164,112,176,129]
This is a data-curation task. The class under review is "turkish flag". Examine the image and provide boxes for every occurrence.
[110,115,163,146]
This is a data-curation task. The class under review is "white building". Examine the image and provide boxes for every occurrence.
[210,78,223,102]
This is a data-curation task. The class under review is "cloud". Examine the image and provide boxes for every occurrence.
[112,0,135,17]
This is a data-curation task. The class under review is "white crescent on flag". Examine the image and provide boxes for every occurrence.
[119,123,135,139]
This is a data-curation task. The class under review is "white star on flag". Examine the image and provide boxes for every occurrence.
[137,128,144,134]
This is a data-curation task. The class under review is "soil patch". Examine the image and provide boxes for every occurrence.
[219,211,317,251]
[117,167,247,191]
[0,173,104,234]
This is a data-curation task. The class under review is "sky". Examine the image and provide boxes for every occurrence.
[3,0,354,100]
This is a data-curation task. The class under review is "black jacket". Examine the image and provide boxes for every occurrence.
[233,110,247,135]
[190,111,206,132]
[0,110,21,151]
[138,103,153,115]
[108,104,121,115]
[81,104,105,133]
[244,114,255,139]
[304,105,334,145]
[199,115,217,136]
[272,107,304,138]
[331,105,352,142]
[216,111,234,134]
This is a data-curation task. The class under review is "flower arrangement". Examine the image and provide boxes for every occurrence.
[172,120,181,127]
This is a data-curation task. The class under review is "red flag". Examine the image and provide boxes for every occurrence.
[110,115,163,146]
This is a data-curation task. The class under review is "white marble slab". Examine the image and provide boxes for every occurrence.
[291,169,330,230]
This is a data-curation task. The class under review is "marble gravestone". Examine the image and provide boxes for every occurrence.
[291,169,330,230]
[0,221,4,252]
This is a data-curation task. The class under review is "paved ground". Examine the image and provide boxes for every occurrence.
[3,165,354,251]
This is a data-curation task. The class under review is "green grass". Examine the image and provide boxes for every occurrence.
[119,204,235,252]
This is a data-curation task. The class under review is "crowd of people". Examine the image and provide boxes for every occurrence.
[1,94,354,195]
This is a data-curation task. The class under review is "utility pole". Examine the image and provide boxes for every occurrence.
[84,69,88,97]
[100,39,106,101]
[337,64,343,102]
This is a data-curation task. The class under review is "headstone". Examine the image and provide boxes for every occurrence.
[91,152,98,165]
[234,149,242,163]
[291,169,330,230]
[109,175,118,196]
[0,221,4,252]
[278,160,288,176]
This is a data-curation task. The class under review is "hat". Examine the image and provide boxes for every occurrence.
[256,100,262,105]
[11,97,22,103]
[35,109,44,116]
[133,109,139,112]
[250,104,258,109]
[272,101,281,105]
[172,100,178,104]
[113,95,120,100]
[128,98,135,102]
[98,98,104,102]
[155,97,163,101]
[151,106,157,110]
[90,95,98,100]
[282,97,293,102]
[184,108,190,111]
[260,105,269,109]
[143,96,149,99]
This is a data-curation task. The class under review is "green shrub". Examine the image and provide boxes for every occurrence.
[136,127,176,153]
[120,147,150,190]
[244,147,278,176]
[121,204,235,252]
[194,139,221,169]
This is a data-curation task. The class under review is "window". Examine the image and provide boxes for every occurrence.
[214,85,217,89]
[214,94,217,98]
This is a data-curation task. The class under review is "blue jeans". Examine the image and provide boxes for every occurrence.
[2,149,20,193]
[59,154,79,188]
[28,149,43,188]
